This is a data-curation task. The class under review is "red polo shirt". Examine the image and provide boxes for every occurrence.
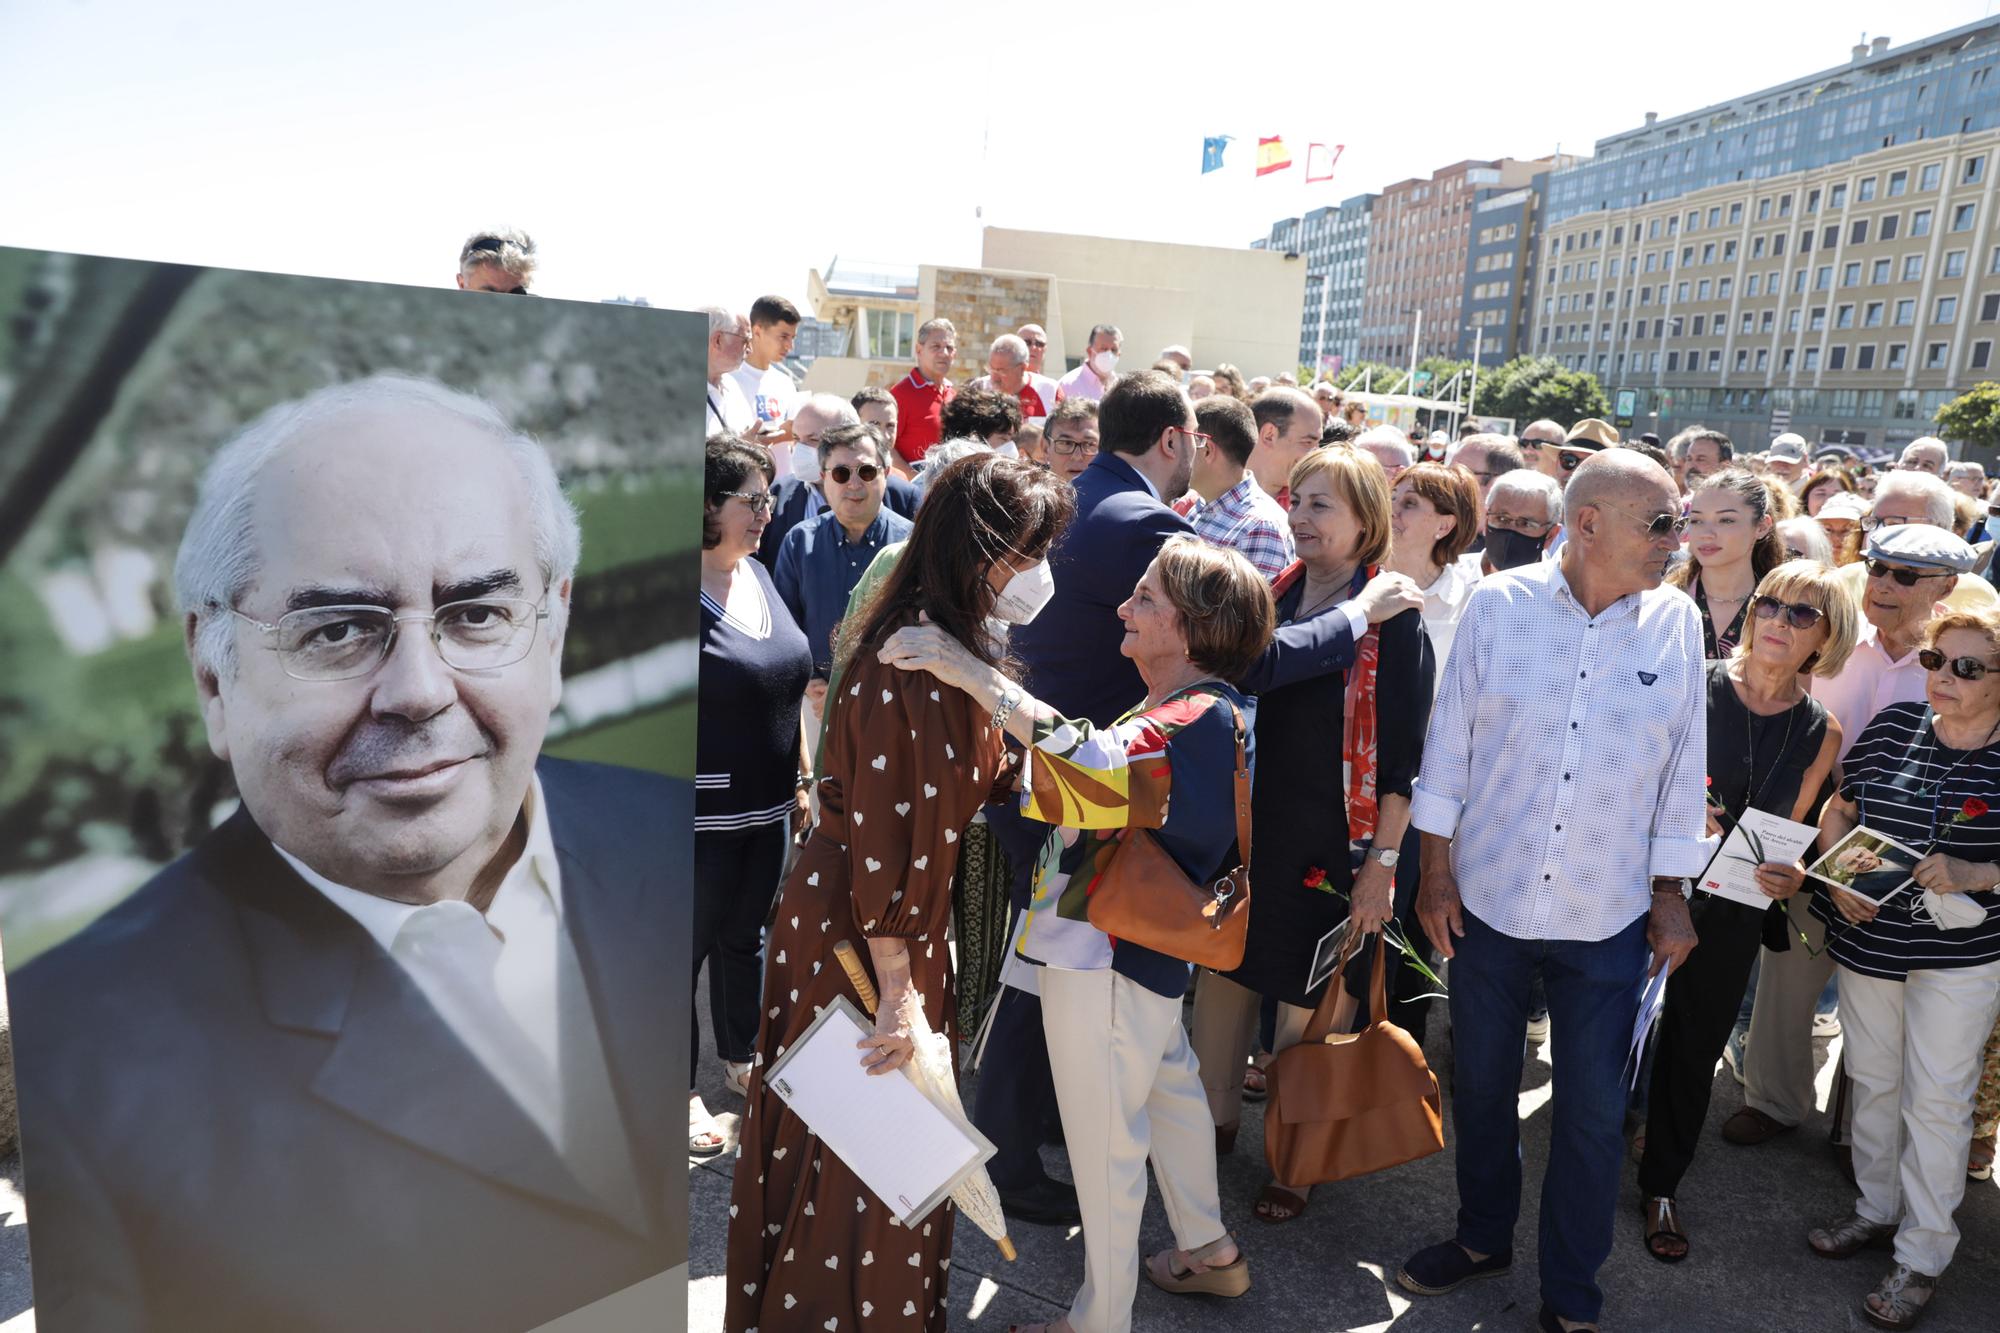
[889,368,954,465]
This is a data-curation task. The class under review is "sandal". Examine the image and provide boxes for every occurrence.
[1968,1122,1996,1182]
[1253,1181,1310,1224]
[1242,1062,1269,1103]
[1862,1262,1937,1329]
[1808,1211,1895,1260]
[688,1097,725,1158]
[1143,1235,1251,1298]
[1642,1196,1688,1263]
[724,1060,753,1098]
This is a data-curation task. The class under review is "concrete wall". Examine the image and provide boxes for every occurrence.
[981,227,1307,377]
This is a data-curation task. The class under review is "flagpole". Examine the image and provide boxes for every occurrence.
[1468,325,1483,419]
[1313,269,1332,380]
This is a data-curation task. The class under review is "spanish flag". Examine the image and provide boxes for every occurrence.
[1256,136,1292,176]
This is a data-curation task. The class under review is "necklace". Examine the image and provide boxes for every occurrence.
[1913,714,2000,844]
[1738,684,1800,817]
[1295,567,1356,620]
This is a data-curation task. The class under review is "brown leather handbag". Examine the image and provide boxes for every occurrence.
[1085,702,1251,972]
[1263,932,1443,1185]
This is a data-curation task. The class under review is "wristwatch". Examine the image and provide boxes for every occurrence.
[1369,848,1400,868]
[991,687,1024,731]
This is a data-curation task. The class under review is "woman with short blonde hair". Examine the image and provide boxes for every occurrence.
[1638,559,1847,1264]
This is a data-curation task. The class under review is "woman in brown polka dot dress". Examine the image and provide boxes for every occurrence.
[725,455,1075,1333]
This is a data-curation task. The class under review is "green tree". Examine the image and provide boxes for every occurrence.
[1936,382,2000,460]
[1476,356,1609,427]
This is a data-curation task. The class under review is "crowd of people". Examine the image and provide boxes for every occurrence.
[691,282,2000,1333]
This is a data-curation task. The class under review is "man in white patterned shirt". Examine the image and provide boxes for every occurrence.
[1396,449,1708,1333]
[1172,394,1294,581]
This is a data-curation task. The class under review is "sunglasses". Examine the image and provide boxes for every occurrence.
[1556,449,1595,473]
[828,463,881,485]
[1598,500,1688,539]
[1864,559,1950,587]
[1752,595,1826,630]
[1918,648,2000,680]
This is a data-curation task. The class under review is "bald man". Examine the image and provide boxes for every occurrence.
[1017,323,1051,375]
[1401,448,1705,1332]
[1520,418,1568,484]
[1246,387,1324,505]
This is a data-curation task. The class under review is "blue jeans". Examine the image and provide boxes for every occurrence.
[1449,906,1649,1325]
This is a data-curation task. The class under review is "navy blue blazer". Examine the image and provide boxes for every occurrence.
[756,473,918,569]
[1009,451,1362,728]
[10,758,688,1333]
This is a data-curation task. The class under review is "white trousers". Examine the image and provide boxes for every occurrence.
[1040,966,1227,1333]
[1840,959,2000,1276]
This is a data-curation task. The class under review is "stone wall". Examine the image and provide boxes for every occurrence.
[930,269,1053,381]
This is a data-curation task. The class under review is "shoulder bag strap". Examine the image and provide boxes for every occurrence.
[1230,702,1251,870]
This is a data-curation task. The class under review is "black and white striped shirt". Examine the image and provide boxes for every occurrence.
[696,559,812,834]
[1812,701,2000,980]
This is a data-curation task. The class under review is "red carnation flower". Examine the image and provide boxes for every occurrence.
[1965,798,1990,820]
[1303,866,1328,890]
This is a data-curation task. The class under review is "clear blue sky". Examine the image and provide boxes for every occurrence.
[2,0,1994,313]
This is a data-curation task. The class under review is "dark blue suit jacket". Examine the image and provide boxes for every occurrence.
[757,473,918,569]
[1008,451,1362,728]
[10,758,688,1333]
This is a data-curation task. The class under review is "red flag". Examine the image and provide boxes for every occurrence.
[1305,143,1344,183]
[1255,136,1292,176]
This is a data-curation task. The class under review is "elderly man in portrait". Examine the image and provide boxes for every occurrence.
[10,375,684,1333]
[1398,449,1706,1333]
[1895,436,1950,476]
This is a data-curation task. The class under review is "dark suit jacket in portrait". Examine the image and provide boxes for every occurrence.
[9,758,689,1333]
[1007,450,1364,729]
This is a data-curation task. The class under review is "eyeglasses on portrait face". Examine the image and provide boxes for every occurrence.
[1486,513,1554,537]
[229,597,550,682]
[1864,559,1949,587]
[1918,648,2000,680]
[720,490,774,516]
[1752,595,1826,630]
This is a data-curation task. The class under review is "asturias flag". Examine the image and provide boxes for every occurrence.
[1256,136,1292,176]
[1201,136,1231,174]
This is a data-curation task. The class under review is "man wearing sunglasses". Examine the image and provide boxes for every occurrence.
[1017,323,1052,376]
[1402,448,1705,1333]
[9,375,685,1329]
[755,394,918,568]
[454,227,536,294]
[1519,418,1568,484]
[774,423,912,714]
[1729,522,1979,1159]
[1832,470,2000,623]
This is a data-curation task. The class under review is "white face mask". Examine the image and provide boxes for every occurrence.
[1090,349,1119,378]
[790,442,822,482]
[992,558,1056,624]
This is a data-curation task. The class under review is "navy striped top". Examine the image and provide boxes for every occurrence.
[1811,701,2000,980]
[696,558,812,833]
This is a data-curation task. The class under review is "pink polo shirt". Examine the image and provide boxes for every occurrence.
[1811,622,1929,761]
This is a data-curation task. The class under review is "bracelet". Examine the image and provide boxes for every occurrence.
[795,773,814,793]
[991,687,1024,732]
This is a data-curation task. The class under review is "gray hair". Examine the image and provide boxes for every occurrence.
[175,374,581,677]
[914,437,992,502]
[989,334,1029,368]
[916,317,957,345]
[1872,468,1956,528]
[701,305,742,339]
[1356,424,1417,466]
[1902,437,1949,467]
[1087,323,1122,348]
[459,228,536,280]
[1777,516,1835,564]
[1489,469,1564,525]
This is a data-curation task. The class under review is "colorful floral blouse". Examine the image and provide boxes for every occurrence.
[1015,681,1253,998]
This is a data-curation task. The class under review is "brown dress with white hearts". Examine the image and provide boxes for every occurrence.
[724,644,1006,1333]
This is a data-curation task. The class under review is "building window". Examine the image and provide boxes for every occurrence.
[1944,250,1968,278]
[1858,177,1877,202]
[1830,345,1848,370]
[1709,350,1722,371]
[1723,240,1738,261]
[1850,219,1869,245]
[1888,170,1909,197]
[1857,344,1877,369]
[1880,213,1901,241]
[1729,202,1743,223]
[1912,209,1933,237]
[1967,155,1988,185]
[1895,298,1916,324]
[1903,255,1924,282]
[1788,309,1803,331]
[1772,233,1786,257]
[1753,236,1767,259]
[1887,343,1908,369]
[1865,301,1885,327]
[1694,315,1707,336]
[1921,162,1943,190]
[1747,274,1762,296]
[1830,184,1848,208]
[1974,340,1994,370]
[1935,296,1958,323]
[1698,279,1712,300]
[1872,258,1892,283]
[1793,270,1809,295]
[1757,198,1772,220]
[1667,351,1681,371]
[1822,225,1839,250]
[1810,306,1827,331]
[1894,389,1918,418]
[864,309,914,360]
[1952,204,1978,232]
[1702,243,1716,265]
[1804,347,1821,371]
[1842,262,1862,287]
[1925,342,1949,369]
[1736,349,1751,371]
[1741,311,1755,334]
[1815,266,1832,291]
[1807,188,1821,212]
[1836,304,1855,329]
[1762,310,1776,332]
[1984,293,2000,321]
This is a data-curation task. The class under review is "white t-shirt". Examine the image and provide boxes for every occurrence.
[731,361,798,428]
